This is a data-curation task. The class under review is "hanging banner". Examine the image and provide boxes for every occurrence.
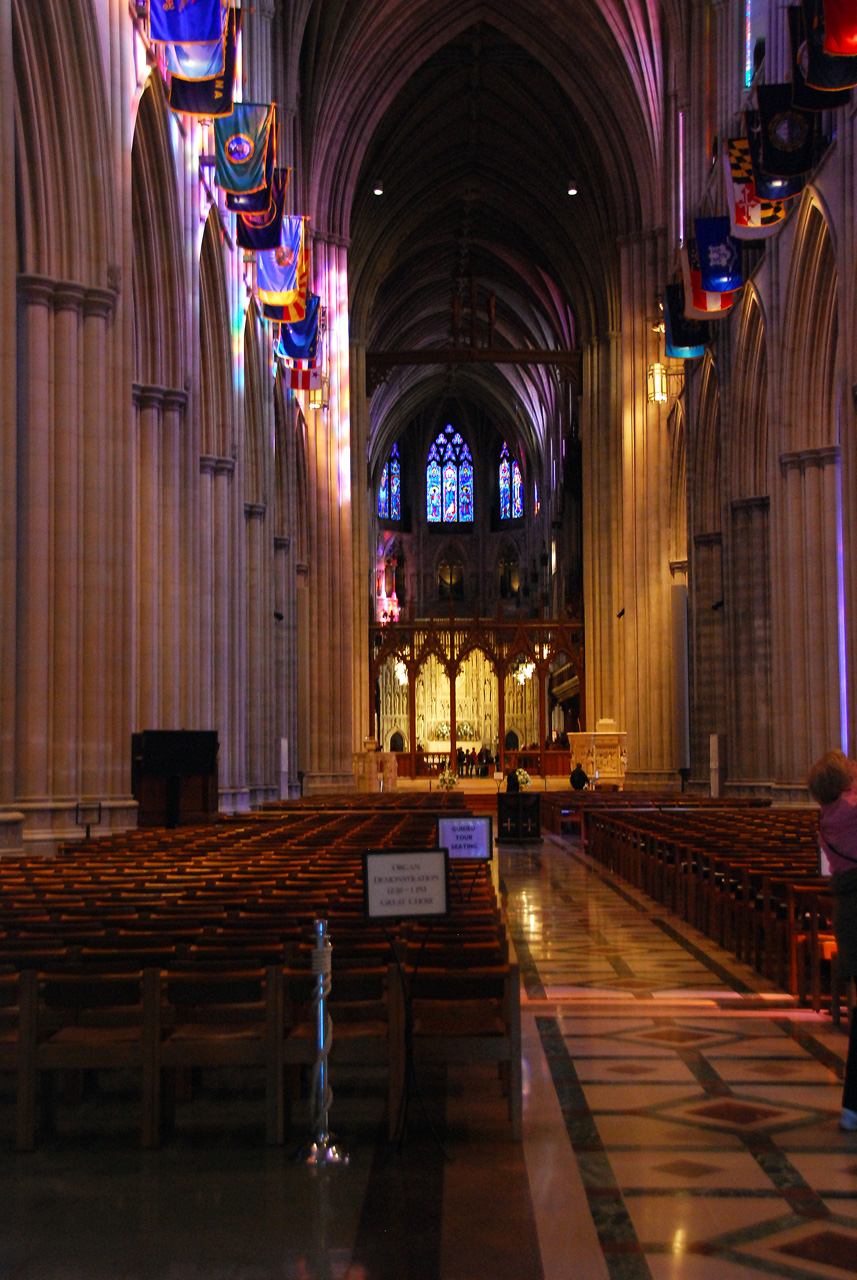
[694,217,743,293]
[724,139,787,239]
[788,6,852,109]
[755,83,817,176]
[150,0,223,45]
[680,244,735,319]
[236,168,290,252]
[168,6,239,117]
[663,283,708,358]
[214,103,276,197]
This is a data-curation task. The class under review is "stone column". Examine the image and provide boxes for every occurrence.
[136,385,164,729]
[80,289,117,797]
[51,283,86,801]
[0,0,16,806]
[15,275,55,805]
[161,389,186,725]
[244,501,267,805]
[198,455,216,731]
[618,229,677,785]
[301,235,354,791]
[213,457,234,804]
[350,336,371,751]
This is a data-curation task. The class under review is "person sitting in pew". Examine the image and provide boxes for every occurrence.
[808,749,857,1132]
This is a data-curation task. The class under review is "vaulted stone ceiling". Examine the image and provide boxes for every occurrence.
[293,0,675,468]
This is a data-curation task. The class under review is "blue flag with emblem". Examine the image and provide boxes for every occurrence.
[276,296,321,364]
[694,217,742,293]
[150,0,223,45]
[214,103,276,197]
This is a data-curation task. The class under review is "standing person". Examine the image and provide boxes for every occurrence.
[570,761,589,790]
[506,767,519,793]
[808,749,857,1131]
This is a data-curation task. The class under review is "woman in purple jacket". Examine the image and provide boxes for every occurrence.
[808,749,857,1131]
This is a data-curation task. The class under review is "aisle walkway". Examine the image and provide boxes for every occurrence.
[514,836,857,1280]
[0,833,854,1280]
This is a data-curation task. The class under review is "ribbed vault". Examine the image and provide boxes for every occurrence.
[294,0,668,477]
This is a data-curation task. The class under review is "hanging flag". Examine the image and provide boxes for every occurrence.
[663,284,708,358]
[276,295,321,364]
[663,284,708,357]
[168,6,239,117]
[743,111,803,200]
[694,217,742,293]
[724,139,787,238]
[236,168,290,252]
[680,244,735,319]
[803,0,857,88]
[286,366,321,392]
[755,83,817,176]
[149,0,223,45]
[788,5,852,109]
[258,217,310,322]
[822,0,857,53]
[214,103,276,197]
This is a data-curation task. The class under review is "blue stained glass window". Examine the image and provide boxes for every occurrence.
[512,460,523,518]
[427,459,441,521]
[378,463,389,520]
[459,460,473,521]
[499,444,511,520]
[426,424,473,522]
[390,444,401,521]
[443,460,457,521]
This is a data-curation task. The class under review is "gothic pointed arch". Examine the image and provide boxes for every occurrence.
[731,286,768,500]
[13,0,115,282]
[782,195,838,453]
[692,355,721,536]
[199,211,233,459]
[243,300,266,506]
[131,75,186,389]
[667,401,686,568]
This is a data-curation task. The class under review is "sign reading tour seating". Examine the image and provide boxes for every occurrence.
[363,848,449,920]
[436,814,493,862]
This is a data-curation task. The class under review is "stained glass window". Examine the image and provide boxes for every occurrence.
[427,458,441,521]
[500,442,523,520]
[378,463,389,520]
[389,444,401,521]
[426,424,473,523]
[512,459,523,518]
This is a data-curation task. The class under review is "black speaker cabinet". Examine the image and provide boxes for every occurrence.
[132,731,219,828]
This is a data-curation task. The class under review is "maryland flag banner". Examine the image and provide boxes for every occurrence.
[744,111,803,200]
[236,168,290,252]
[680,244,735,319]
[823,0,857,54]
[755,83,817,176]
[168,6,239,117]
[214,103,276,197]
[258,217,309,322]
[694,217,742,293]
[803,0,857,88]
[788,5,852,109]
[276,295,321,364]
[149,0,223,45]
[663,283,708,358]
[724,139,786,238]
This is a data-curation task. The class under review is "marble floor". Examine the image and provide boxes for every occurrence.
[1,833,855,1280]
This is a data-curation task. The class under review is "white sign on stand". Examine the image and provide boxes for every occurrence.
[436,815,493,861]
[363,848,449,919]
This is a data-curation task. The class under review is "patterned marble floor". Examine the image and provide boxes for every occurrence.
[508,836,857,1280]
[0,832,855,1280]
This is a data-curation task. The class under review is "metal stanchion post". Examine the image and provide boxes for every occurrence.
[301,918,348,1166]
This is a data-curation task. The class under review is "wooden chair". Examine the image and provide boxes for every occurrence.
[15,968,159,1150]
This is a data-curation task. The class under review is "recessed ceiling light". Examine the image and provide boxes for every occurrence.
[567,184,578,196]
[373,180,384,196]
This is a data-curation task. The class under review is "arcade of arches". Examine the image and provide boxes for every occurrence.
[3,0,857,850]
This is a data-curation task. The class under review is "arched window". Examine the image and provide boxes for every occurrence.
[426,425,473,522]
[438,558,464,599]
[377,443,401,521]
[499,442,523,519]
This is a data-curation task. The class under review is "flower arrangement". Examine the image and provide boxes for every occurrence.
[438,765,458,790]
[516,768,531,790]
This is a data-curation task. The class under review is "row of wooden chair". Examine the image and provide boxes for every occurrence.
[584,806,848,1016]
[0,943,521,1149]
